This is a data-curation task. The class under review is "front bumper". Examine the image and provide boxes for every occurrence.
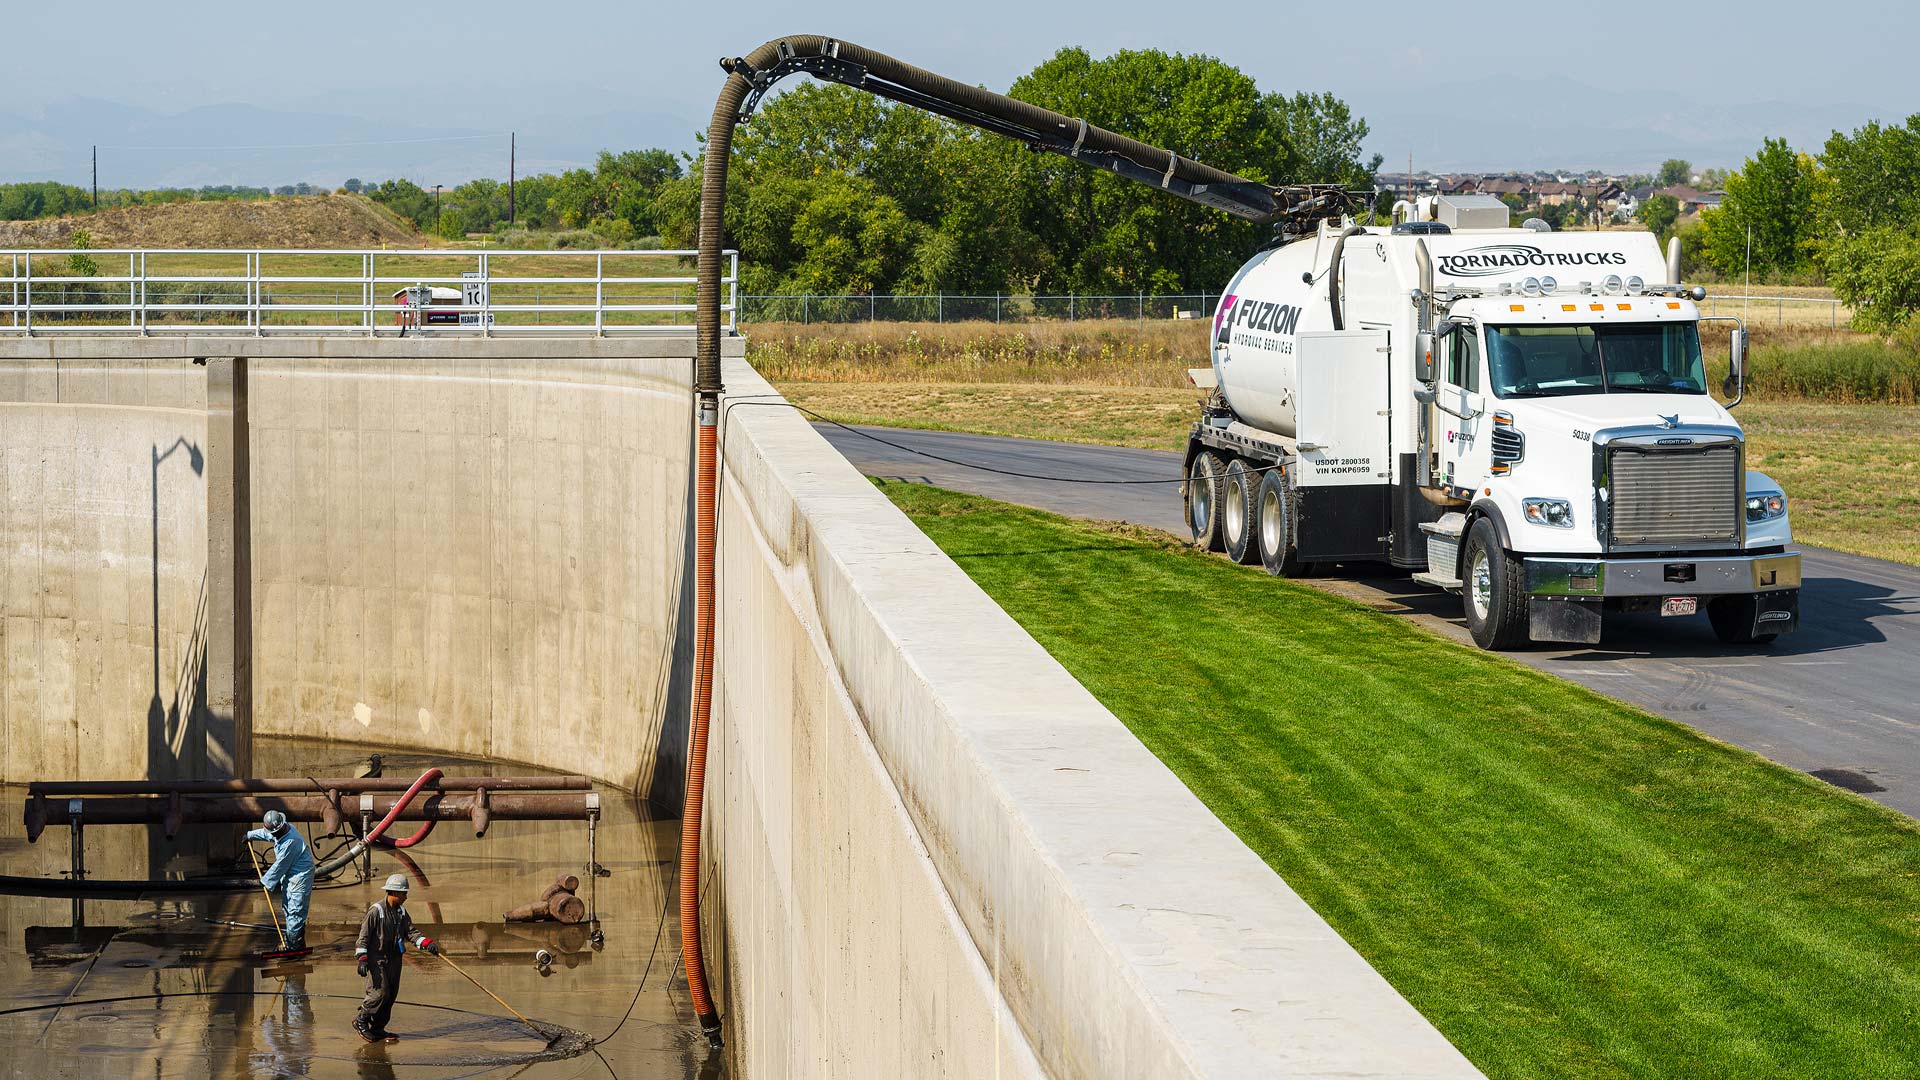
[1524,552,1801,598]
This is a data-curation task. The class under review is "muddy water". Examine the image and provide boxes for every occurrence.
[0,742,721,1079]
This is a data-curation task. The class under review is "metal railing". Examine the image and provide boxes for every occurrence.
[0,248,737,336]
[1697,293,1850,329]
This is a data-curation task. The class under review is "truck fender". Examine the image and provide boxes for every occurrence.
[1461,500,1513,574]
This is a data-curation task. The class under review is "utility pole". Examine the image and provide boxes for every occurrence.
[92,146,98,207]
[433,184,442,220]
[509,132,516,224]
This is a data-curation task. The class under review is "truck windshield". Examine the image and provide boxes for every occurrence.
[1485,323,1707,398]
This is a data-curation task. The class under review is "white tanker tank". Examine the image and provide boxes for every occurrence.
[1205,239,1339,438]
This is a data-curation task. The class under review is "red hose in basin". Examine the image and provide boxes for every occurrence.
[366,767,441,849]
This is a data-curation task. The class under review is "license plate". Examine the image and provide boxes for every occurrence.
[1661,597,1698,617]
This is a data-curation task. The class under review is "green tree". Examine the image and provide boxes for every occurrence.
[1637,193,1680,242]
[1699,138,1818,276]
[1658,158,1692,187]
[1825,226,1920,331]
[1819,114,1920,235]
[67,228,98,278]
[1008,47,1373,293]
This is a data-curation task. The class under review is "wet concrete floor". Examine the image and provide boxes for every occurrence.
[0,741,721,1079]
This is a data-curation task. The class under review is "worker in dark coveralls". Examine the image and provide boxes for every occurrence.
[353,873,438,1043]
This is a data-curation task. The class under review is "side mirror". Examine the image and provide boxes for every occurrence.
[1415,330,1435,382]
[1722,326,1747,406]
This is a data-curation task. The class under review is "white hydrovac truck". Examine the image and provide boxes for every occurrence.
[1184,194,1800,649]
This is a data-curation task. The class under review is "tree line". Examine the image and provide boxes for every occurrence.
[362,47,1379,297]
[1644,117,1920,330]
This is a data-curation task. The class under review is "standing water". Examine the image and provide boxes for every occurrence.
[0,741,721,1078]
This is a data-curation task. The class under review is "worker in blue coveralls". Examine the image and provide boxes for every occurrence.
[246,810,315,949]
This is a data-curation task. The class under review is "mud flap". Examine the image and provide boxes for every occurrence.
[1529,598,1602,645]
[1754,590,1799,636]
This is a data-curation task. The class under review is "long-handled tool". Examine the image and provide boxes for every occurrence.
[246,842,312,962]
[246,842,287,949]
[436,952,556,1045]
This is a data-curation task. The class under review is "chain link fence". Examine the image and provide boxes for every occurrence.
[739,294,1220,324]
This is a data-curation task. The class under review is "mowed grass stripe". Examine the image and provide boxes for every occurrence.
[885,482,1920,1080]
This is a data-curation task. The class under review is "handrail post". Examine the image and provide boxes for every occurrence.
[23,255,31,336]
[480,251,492,338]
[595,253,604,336]
[729,250,739,334]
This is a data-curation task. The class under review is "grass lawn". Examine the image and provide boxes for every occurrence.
[782,378,1920,566]
[884,480,1920,1080]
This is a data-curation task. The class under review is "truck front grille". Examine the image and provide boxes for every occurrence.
[1607,445,1741,548]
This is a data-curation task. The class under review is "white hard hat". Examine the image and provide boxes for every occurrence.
[382,873,410,894]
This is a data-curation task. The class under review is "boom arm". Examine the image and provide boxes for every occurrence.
[721,39,1360,226]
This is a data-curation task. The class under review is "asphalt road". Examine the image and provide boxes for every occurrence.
[819,423,1920,818]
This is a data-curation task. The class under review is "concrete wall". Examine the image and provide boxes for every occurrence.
[708,356,1484,1079]
[0,357,210,782]
[243,340,712,796]
[0,337,724,797]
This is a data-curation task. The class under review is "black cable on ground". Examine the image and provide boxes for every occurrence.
[722,396,1282,484]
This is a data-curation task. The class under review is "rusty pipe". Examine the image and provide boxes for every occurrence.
[27,793,594,833]
[26,775,590,796]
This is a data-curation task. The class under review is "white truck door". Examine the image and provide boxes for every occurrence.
[1294,330,1391,487]
[1437,324,1486,488]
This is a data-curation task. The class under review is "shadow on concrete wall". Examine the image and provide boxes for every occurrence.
[646,421,698,815]
[144,436,212,791]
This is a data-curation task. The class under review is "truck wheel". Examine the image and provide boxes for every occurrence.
[1222,459,1262,564]
[1708,595,1779,645]
[1186,451,1227,552]
[1461,518,1528,650]
[1255,468,1307,576]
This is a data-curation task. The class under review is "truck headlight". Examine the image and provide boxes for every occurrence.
[1746,490,1787,522]
[1523,498,1575,529]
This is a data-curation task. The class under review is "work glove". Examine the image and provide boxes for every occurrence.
[356,955,370,978]
[420,937,439,955]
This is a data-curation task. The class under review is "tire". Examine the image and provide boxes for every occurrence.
[1460,517,1529,650]
[1708,595,1779,645]
[1255,468,1309,577]
[1185,451,1227,552]
[1221,458,1262,564]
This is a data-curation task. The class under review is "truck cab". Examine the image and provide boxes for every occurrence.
[1421,293,1798,647]
[1185,195,1799,650]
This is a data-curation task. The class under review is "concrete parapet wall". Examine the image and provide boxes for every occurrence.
[710,356,1484,1079]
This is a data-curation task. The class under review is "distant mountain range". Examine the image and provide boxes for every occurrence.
[1352,75,1901,174]
[0,95,704,190]
[2,76,1905,189]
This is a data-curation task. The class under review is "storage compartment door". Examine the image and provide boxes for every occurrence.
[1294,330,1391,487]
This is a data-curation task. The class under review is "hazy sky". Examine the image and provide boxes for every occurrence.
[6,1,1914,185]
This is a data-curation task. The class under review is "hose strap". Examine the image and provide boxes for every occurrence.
[1162,153,1180,189]
[1070,118,1087,157]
